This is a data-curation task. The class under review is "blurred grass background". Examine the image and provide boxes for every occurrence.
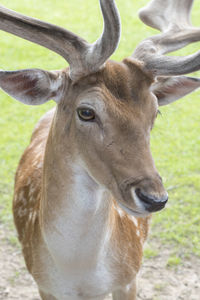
[0,0,199,261]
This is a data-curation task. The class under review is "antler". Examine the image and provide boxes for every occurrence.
[0,0,121,81]
[133,0,200,77]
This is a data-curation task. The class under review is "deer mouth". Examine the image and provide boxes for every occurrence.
[118,201,148,217]
[117,186,148,217]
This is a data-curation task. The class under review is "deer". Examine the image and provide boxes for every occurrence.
[0,0,200,299]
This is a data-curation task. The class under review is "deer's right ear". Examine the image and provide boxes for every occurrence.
[0,69,66,105]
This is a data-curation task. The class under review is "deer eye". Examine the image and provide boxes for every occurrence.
[77,108,95,121]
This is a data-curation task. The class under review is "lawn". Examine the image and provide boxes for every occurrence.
[0,0,200,262]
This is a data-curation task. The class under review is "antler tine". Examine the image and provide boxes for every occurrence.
[138,0,194,34]
[84,0,121,75]
[0,0,121,81]
[133,0,200,77]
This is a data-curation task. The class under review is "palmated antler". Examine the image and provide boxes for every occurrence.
[133,0,200,77]
[0,0,120,81]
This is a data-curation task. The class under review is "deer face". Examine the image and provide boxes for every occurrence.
[53,60,168,217]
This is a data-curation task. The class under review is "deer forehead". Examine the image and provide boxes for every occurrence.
[61,60,157,120]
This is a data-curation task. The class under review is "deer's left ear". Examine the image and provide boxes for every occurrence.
[151,76,200,106]
[0,69,66,105]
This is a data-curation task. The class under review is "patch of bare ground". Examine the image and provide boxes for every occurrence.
[0,224,199,300]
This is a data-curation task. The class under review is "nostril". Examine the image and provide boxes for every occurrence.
[135,188,154,205]
[135,188,168,212]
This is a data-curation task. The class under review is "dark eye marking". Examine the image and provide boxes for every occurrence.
[77,107,95,122]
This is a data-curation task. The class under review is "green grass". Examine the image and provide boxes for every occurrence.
[144,246,159,259]
[167,255,182,268]
[0,0,200,257]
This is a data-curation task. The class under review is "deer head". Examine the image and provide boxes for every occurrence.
[0,0,200,217]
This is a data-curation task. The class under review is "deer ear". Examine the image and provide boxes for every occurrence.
[0,69,66,105]
[151,76,200,106]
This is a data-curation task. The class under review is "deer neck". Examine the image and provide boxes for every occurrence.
[40,128,114,267]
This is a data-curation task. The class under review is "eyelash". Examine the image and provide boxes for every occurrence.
[151,110,161,130]
[157,110,162,116]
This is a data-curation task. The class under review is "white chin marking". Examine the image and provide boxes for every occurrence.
[118,188,149,217]
[131,188,145,210]
[118,202,147,218]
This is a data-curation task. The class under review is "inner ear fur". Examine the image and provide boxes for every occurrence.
[151,76,200,106]
[0,68,67,105]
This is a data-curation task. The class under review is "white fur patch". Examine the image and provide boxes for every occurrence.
[17,207,28,218]
[128,215,138,227]
[131,188,144,210]
[115,206,125,217]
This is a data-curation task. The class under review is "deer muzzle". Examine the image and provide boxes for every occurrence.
[129,175,168,214]
[119,173,168,216]
[134,188,168,213]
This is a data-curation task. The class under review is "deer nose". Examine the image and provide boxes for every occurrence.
[135,188,168,212]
